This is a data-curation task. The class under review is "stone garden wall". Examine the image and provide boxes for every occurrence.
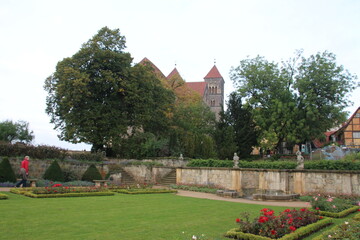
[176,167,360,196]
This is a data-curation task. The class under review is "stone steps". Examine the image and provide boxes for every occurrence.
[159,170,176,186]
[119,168,136,185]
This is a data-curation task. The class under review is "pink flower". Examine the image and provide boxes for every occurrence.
[332,205,336,208]
[327,198,333,202]
[316,207,320,210]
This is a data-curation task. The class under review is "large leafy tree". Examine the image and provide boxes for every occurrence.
[44,27,174,153]
[0,120,34,143]
[230,50,358,152]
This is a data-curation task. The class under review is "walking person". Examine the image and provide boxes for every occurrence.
[15,156,29,187]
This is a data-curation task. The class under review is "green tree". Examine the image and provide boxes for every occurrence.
[230,50,358,152]
[225,92,258,158]
[43,160,65,182]
[81,164,102,182]
[0,120,34,143]
[214,109,237,160]
[44,27,174,154]
[0,157,17,183]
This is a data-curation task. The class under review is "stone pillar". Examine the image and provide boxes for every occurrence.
[176,168,182,184]
[231,169,243,196]
[293,172,304,194]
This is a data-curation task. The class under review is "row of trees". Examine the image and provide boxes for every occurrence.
[0,120,34,144]
[44,27,358,159]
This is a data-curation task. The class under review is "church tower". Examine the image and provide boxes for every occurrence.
[204,65,225,120]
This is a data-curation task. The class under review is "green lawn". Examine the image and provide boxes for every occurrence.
[0,192,287,240]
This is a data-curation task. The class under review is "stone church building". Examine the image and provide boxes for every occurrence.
[140,58,225,120]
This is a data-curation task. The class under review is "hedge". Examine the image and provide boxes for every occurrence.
[0,193,8,199]
[10,188,114,198]
[312,206,360,218]
[0,142,66,159]
[113,189,177,194]
[225,217,332,240]
[187,159,360,170]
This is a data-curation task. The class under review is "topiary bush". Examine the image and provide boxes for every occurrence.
[0,157,17,183]
[43,160,65,182]
[81,164,102,182]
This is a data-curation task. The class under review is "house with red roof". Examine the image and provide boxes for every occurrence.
[328,107,360,149]
[139,58,225,120]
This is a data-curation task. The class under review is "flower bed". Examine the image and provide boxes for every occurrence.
[309,194,360,218]
[0,193,8,200]
[225,208,332,239]
[10,184,114,198]
[313,213,360,240]
[113,188,177,194]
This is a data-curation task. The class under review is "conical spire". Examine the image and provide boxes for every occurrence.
[204,65,223,79]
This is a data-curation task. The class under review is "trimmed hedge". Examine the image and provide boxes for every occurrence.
[113,189,177,194]
[10,188,114,198]
[225,217,332,240]
[187,159,297,169]
[313,206,360,218]
[43,160,65,182]
[0,142,66,159]
[0,157,16,183]
[187,159,360,170]
[0,193,8,199]
[81,164,102,182]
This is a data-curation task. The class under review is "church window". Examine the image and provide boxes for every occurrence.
[210,99,215,106]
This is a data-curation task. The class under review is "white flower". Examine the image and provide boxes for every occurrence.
[192,235,197,240]
[328,235,332,238]
[345,221,349,225]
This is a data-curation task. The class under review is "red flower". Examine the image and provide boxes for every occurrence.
[319,216,323,219]
[260,208,269,212]
[287,214,292,218]
[284,209,291,213]
[300,208,306,212]
[236,218,241,223]
[297,217,302,220]
[316,207,320,210]
[264,210,274,216]
[289,226,296,231]
[271,230,277,235]
[258,216,269,223]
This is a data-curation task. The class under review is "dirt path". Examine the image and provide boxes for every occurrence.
[175,190,309,208]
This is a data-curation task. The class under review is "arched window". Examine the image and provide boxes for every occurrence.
[210,99,215,106]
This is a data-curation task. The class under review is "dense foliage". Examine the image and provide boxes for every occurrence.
[43,160,65,182]
[44,27,174,155]
[0,157,16,183]
[0,120,34,144]
[230,50,358,152]
[81,164,103,181]
[0,142,66,159]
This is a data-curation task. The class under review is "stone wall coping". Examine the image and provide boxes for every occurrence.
[177,166,360,174]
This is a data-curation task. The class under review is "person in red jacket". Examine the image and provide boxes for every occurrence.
[15,156,30,187]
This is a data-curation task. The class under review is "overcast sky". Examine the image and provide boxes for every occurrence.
[0,0,359,151]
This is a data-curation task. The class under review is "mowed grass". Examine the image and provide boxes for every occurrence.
[0,192,288,240]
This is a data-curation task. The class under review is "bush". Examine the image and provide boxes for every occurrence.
[66,152,104,162]
[0,142,66,159]
[43,160,65,182]
[0,193,8,200]
[81,164,102,182]
[0,157,17,183]
[187,159,297,169]
[304,160,360,170]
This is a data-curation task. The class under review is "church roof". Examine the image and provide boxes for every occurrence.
[139,57,166,79]
[167,67,182,80]
[185,82,207,96]
[204,65,223,79]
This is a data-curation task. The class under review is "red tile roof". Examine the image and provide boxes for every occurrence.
[167,68,182,80]
[139,57,166,79]
[204,65,223,79]
[185,82,207,96]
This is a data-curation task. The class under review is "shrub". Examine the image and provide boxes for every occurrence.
[66,152,104,162]
[304,160,360,170]
[81,164,102,182]
[310,194,355,213]
[43,160,65,182]
[0,193,8,200]
[187,159,297,169]
[0,157,17,183]
[0,142,66,159]
[313,219,360,240]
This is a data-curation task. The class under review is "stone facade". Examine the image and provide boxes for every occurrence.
[176,167,360,196]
